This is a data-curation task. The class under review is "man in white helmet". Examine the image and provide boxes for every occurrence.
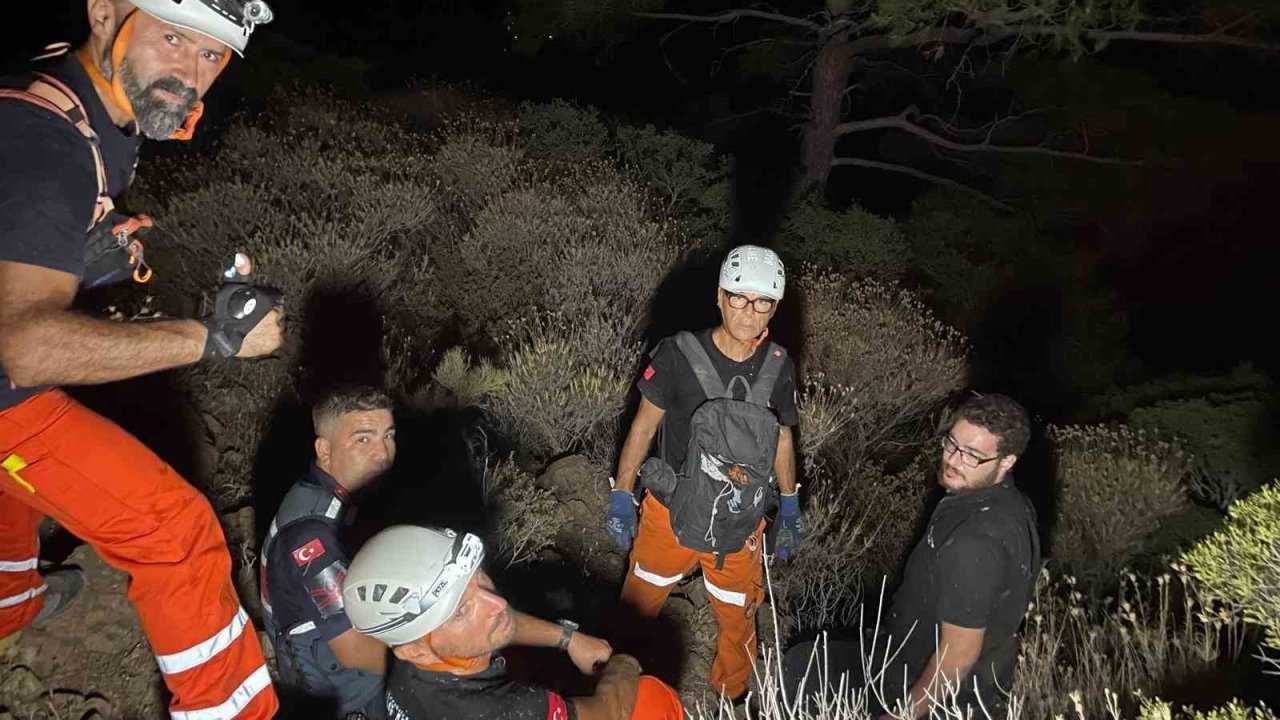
[0,1,281,717]
[606,244,803,701]
[343,525,685,720]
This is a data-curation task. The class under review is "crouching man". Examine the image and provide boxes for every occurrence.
[260,386,398,718]
[343,525,685,720]
[785,393,1040,717]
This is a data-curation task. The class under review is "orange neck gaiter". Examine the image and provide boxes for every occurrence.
[76,11,219,141]
[419,635,490,675]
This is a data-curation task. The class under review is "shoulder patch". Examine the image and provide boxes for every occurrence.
[304,560,348,618]
[643,365,656,381]
[546,691,569,720]
[292,538,326,567]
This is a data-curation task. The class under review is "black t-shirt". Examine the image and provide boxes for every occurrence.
[0,53,142,409]
[638,328,799,469]
[264,469,357,643]
[885,478,1040,710]
[385,656,577,720]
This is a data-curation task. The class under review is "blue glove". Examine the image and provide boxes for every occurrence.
[775,493,804,560]
[605,490,638,552]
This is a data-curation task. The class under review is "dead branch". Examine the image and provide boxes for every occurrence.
[831,155,1013,211]
[634,9,823,33]
[834,106,1139,165]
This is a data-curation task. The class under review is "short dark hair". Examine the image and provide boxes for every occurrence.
[951,393,1030,458]
[313,386,393,435]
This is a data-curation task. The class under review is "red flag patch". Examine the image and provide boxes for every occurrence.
[546,691,569,720]
[292,538,326,566]
[643,365,656,381]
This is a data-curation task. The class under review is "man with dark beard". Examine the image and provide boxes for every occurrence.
[0,2,282,718]
[784,394,1040,718]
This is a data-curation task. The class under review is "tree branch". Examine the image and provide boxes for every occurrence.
[634,9,823,33]
[831,156,1013,211]
[835,106,1139,165]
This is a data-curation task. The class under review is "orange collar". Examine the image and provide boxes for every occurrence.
[419,634,490,674]
[75,11,221,141]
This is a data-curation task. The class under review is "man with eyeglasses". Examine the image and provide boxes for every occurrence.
[784,393,1039,717]
[342,525,684,720]
[606,244,801,702]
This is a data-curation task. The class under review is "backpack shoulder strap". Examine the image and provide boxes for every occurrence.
[748,342,787,407]
[0,71,113,230]
[674,331,727,399]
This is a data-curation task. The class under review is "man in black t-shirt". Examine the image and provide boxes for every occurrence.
[0,2,281,717]
[260,387,398,718]
[785,394,1040,717]
[342,526,685,720]
[607,245,802,700]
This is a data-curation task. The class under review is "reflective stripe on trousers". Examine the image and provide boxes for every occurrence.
[0,390,278,718]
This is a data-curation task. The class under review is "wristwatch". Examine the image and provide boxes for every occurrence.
[556,619,578,651]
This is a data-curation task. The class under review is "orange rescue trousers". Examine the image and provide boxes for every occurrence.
[620,494,764,699]
[0,390,277,719]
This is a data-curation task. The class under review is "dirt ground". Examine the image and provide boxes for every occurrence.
[0,545,166,720]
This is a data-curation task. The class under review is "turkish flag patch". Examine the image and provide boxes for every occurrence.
[643,365,656,381]
[546,691,569,720]
[292,538,326,566]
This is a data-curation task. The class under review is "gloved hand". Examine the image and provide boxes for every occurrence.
[201,254,284,359]
[605,490,638,552]
[775,493,804,560]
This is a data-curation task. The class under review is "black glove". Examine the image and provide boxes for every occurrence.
[201,281,282,359]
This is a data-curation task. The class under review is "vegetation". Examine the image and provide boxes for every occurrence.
[90,85,1277,718]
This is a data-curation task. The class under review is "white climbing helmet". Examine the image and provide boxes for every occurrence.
[130,0,274,56]
[720,245,786,300]
[342,526,485,646]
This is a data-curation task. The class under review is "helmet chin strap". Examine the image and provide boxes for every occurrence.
[76,10,223,141]
[419,633,490,674]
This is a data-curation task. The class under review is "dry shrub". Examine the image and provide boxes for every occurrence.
[1014,567,1245,719]
[1050,424,1192,585]
[128,89,442,505]
[767,453,931,639]
[480,458,564,567]
[797,271,968,470]
[432,347,510,406]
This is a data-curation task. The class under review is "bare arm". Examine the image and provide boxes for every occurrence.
[894,622,985,719]
[511,611,612,674]
[327,627,387,676]
[0,262,208,386]
[775,425,797,495]
[572,654,641,720]
[612,397,665,494]
[0,261,281,386]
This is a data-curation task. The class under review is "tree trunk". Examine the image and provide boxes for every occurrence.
[800,32,851,190]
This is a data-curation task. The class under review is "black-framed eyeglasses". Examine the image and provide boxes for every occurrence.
[940,435,1002,469]
[723,290,776,314]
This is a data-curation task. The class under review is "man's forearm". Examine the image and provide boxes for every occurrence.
[511,610,563,648]
[899,651,976,719]
[613,426,655,495]
[2,310,206,386]
[775,426,797,495]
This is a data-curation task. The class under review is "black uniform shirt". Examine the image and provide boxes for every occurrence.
[886,477,1040,709]
[638,328,799,469]
[264,466,357,642]
[385,655,577,720]
[0,52,142,409]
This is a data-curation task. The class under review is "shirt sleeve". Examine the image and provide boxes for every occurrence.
[770,355,800,427]
[273,522,354,641]
[0,108,98,276]
[636,339,679,410]
[935,531,1005,630]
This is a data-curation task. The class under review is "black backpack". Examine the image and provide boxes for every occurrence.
[642,331,787,555]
